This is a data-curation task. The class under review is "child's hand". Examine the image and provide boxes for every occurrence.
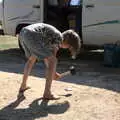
[54,72,61,80]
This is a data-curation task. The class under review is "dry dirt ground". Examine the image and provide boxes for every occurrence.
[0,47,120,120]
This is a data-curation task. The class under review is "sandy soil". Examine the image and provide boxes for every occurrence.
[0,48,120,120]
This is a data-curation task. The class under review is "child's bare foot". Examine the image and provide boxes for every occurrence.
[19,86,31,93]
[43,94,60,100]
[17,86,31,99]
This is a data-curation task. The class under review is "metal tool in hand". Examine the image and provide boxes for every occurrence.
[59,66,76,79]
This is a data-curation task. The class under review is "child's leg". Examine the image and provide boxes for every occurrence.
[44,57,61,80]
[19,55,37,92]
[43,56,59,99]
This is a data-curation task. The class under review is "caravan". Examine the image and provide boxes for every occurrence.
[1,0,120,48]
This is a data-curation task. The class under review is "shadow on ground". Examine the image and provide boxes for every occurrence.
[0,48,120,93]
[0,96,70,120]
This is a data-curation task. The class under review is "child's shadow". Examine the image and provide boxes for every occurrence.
[0,96,70,120]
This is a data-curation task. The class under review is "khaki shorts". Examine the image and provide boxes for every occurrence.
[19,28,53,60]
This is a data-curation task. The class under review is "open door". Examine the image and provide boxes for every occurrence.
[46,0,82,33]
[82,0,120,45]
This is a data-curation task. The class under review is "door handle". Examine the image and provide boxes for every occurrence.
[86,4,94,8]
[33,5,40,9]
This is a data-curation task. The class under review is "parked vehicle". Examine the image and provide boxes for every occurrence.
[1,0,120,49]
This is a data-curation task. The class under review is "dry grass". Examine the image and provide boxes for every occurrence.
[0,35,18,50]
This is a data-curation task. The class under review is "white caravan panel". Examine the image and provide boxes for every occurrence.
[3,0,42,35]
[82,0,120,45]
[0,0,3,22]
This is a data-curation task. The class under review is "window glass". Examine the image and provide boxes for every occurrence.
[70,0,81,6]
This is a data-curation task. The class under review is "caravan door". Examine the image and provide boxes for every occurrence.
[82,0,120,45]
[3,0,43,35]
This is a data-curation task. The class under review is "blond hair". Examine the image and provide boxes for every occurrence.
[62,30,81,54]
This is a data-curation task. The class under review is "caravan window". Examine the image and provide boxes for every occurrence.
[70,0,81,6]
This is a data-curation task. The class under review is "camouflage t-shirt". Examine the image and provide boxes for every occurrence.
[19,23,63,59]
